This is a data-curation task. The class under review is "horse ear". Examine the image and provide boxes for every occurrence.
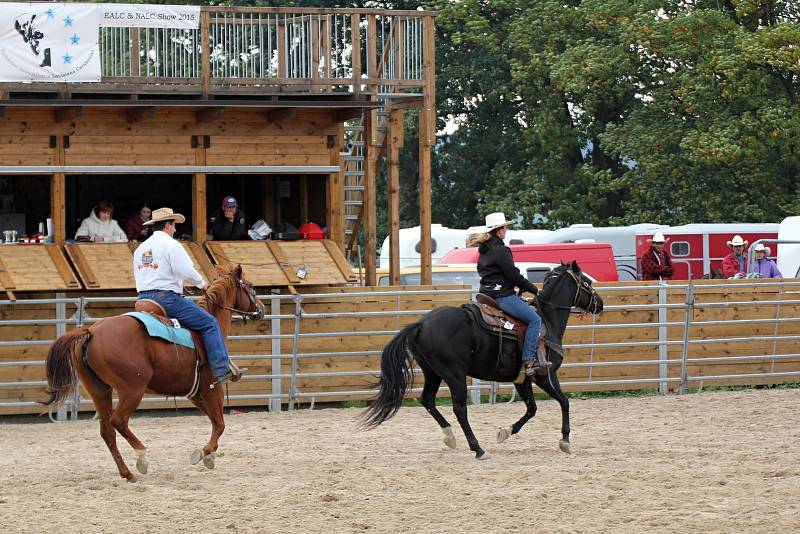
[234,264,243,277]
[571,260,581,273]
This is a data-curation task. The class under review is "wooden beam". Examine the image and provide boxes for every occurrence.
[264,108,297,124]
[299,175,308,224]
[200,11,210,99]
[51,134,66,245]
[363,110,377,286]
[418,15,437,286]
[53,106,83,123]
[193,139,207,241]
[125,106,155,123]
[388,108,404,286]
[333,108,362,122]
[196,107,225,123]
[350,14,361,97]
[328,124,344,249]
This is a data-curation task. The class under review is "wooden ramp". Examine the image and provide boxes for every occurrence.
[0,245,80,292]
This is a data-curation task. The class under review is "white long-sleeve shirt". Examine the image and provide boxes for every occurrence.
[133,231,204,293]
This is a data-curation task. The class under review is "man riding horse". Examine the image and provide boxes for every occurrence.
[134,207,244,385]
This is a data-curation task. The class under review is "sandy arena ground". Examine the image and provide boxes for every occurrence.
[1,388,799,533]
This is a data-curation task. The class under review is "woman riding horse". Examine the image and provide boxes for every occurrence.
[363,261,603,459]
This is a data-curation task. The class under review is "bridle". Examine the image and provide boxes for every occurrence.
[203,273,262,321]
[537,268,601,314]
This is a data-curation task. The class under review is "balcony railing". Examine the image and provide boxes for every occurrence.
[68,7,434,96]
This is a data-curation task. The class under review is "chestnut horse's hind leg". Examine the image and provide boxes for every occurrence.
[77,364,137,482]
[189,374,225,469]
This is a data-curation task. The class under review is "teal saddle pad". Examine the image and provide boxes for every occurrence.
[124,312,195,350]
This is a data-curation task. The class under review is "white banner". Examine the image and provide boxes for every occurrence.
[100,4,200,29]
[0,3,101,82]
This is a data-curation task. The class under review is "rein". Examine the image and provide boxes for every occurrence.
[537,269,600,314]
[203,274,261,321]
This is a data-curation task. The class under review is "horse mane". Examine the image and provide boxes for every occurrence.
[197,269,237,311]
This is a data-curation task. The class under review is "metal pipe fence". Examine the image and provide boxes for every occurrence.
[1,281,799,419]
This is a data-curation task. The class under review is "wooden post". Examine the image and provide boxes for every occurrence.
[388,108,404,286]
[200,11,210,99]
[51,135,66,245]
[418,16,437,285]
[130,28,140,78]
[299,175,309,224]
[367,15,378,146]
[363,110,378,286]
[278,17,287,79]
[310,16,320,93]
[322,15,332,92]
[350,14,361,97]
[328,125,344,249]
[193,138,207,241]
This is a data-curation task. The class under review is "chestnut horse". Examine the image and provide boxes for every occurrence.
[42,265,264,482]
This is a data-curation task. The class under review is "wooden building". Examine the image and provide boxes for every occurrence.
[0,5,437,289]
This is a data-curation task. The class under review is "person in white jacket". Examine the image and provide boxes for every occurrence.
[75,200,127,243]
[133,207,243,386]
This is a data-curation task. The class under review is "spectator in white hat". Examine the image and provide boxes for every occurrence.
[722,235,748,278]
[749,243,782,278]
[640,232,674,281]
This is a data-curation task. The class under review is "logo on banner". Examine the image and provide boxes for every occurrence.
[0,3,101,82]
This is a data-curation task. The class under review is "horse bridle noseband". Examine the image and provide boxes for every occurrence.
[203,273,262,321]
[537,269,600,314]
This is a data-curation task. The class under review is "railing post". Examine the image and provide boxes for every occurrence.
[658,281,668,394]
[55,292,68,421]
[288,294,302,410]
[200,10,210,98]
[270,291,282,412]
[679,282,694,394]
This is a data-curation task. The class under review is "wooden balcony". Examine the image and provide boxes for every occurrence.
[0,7,435,100]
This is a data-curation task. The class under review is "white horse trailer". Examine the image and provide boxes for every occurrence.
[379,224,552,268]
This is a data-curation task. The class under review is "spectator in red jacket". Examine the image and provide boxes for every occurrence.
[722,235,748,278]
[640,232,674,281]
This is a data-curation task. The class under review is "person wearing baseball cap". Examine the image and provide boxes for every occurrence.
[134,207,244,385]
[640,232,674,281]
[208,196,247,241]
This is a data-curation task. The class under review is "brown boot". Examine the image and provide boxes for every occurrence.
[524,359,552,376]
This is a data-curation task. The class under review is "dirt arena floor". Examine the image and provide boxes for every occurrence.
[1,388,799,533]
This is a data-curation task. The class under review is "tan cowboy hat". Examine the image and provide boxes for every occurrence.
[726,235,748,247]
[483,212,514,232]
[144,207,185,226]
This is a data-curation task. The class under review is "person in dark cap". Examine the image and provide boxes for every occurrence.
[208,196,247,241]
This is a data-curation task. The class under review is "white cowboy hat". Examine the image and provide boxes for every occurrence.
[647,231,666,244]
[144,207,186,226]
[726,235,748,247]
[754,243,771,254]
[483,212,514,232]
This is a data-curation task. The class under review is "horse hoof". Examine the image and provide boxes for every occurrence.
[559,439,571,454]
[189,449,204,465]
[126,473,138,483]
[497,427,512,444]
[476,451,491,461]
[135,451,149,475]
[442,427,457,449]
[203,452,216,470]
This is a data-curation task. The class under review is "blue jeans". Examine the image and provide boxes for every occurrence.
[138,290,230,378]
[495,294,541,362]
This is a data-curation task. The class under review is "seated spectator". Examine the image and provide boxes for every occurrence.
[749,243,782,278]
[75,200,127,243]
[640,232,673,281]
[208,196,247,241]
[126,201,152,242]
[722,235,748,278]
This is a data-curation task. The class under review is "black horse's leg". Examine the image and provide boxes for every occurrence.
[533,355,571,453]
[446,377,488,459]
[496,376,538,444]
[418,362,457,449]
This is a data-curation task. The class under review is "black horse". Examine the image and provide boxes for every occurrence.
[363,261,603,459]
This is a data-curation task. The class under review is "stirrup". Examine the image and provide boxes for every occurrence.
[524,359,552,377]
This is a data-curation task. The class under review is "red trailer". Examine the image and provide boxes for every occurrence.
[635,224,779,280]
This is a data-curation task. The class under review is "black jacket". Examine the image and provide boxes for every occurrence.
[477,235,538,298]
[210,208,247,241]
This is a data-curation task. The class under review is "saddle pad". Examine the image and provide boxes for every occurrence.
[124,312,195,349]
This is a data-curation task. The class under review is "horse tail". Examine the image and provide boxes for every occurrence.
[361,322,420,429]
[41,328,91,406]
